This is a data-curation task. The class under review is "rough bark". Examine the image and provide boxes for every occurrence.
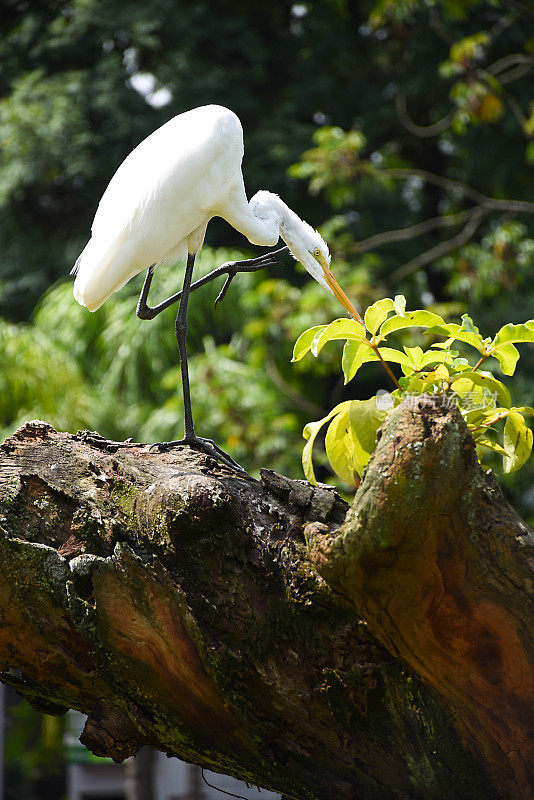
[0,403,532,800]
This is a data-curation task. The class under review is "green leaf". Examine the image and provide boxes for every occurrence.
[443,323,484,351]
[432,338,455,350]
[348,397,388,459]
[492,321,534,347]
[419,350,456,369]
[364,298,395,335]
[513,406,534,417]
[503,410,533,473]
[491,342,520,376]
[400,373,427,394]
[377,347,413,368]
[402,345,456,373]
[378,310,446,339]
[419,364,450,391]
[325,407,360,485]
[426,326,457,339]
[460,313,479,334]
[302,401,352,484]
[342,340,367,383]
[451,357,470,370]
[393,295,406,316]
[403,345,424,368]
[292,325,326,362]
[474,436,508,457]
[451,370,511,409]
[310,318,366,357]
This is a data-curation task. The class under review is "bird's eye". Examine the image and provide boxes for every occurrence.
[313,248,321,257]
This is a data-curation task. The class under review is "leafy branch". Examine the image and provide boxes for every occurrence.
[389,208,490,282]
[394,5,533,141]
[293,298,534,487]
[369,169,534,282]
[352,208,478,254]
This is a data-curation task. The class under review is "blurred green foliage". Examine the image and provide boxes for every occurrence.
[294,301,534,485]
[1,4,533,796]
[0,0,532,520]
[5,695,64,800]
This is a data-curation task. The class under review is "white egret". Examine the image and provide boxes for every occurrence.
[73,104,361,471]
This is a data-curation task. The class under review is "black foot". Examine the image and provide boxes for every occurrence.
[149,436,249,475]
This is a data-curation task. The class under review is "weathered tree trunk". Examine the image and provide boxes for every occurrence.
[0,402,532,800]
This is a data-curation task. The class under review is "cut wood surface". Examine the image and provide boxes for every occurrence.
[0,403,532,799]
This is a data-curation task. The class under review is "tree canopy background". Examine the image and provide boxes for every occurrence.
[1,0,533,523]
[1,2,533,797]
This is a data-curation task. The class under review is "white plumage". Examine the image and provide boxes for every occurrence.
[72,104,361,471]
[73,104,343,312]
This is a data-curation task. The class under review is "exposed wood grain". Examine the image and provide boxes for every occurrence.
[0,412,531,799]
[307,399,534,798]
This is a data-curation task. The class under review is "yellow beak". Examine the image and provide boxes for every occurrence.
[312,252,364,326]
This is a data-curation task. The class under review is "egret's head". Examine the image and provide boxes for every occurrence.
[287,223,331,288]
[270,194,362,322]
[292,224,362,322]
[308,243,331,281]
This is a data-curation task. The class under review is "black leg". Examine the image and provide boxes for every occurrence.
[138,247,290,474]
[148,253,251,473]
[136,247,288,321]
[175,253,196,440]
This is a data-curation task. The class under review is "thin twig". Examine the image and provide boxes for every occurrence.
[381,169,534,214]
[471,413,509,432]
[476,72,528,129]
[371,345,401,389]
[389,209,490,283]
[487,53,533,76]
[502,90,528,128]
[497,61,534,85]
[487,13,515,43]
[353,209,476,254]
[358,168,534,285]
[473,356,487,372]
[506,0,534,22]
[428,6,454,45]
[395,92,455,138]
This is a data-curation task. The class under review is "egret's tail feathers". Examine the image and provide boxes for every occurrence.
[70,254,83,276]
[73,234,187,312]
[73,235,131,312]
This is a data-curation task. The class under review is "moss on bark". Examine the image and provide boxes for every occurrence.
[0,414,531,799]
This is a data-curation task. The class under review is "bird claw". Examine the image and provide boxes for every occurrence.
[149,436,249,475]
[214,272,237,308]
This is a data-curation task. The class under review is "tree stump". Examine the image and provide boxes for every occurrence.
[0,402,532,799]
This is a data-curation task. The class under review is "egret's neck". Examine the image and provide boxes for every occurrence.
[249,192,307,258]
[221,189,329,283]
[276,201,310,260]
[221,189,312,254]
[260,194,331,290]
[218,189,279,247]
